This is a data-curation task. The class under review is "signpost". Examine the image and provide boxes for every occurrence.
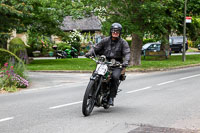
[182,0,187,62]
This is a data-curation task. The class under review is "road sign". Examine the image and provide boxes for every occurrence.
[186,16,192,23]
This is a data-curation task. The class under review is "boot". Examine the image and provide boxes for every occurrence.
[108,97,114,106]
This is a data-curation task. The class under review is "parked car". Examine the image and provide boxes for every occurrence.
[169,36,188,53]
[141,42,172,55]
[141,42,161,55]
[198,44,200,50]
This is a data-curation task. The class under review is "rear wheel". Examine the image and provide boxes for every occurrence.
[82,80,96,116]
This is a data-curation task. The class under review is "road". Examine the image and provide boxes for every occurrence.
[1,67,200,133]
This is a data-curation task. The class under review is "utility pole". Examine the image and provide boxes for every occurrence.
[182,0,187,62]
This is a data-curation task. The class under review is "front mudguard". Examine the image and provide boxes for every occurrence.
[90,73,100,81]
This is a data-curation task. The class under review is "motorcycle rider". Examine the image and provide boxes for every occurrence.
[85,23,130,106]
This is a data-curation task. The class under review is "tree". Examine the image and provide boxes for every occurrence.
[82,0,175,65]
[0,0,31,49]
[82,0,200,66]
[0,0,75,49]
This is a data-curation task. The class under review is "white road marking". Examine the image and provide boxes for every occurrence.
[49,101,83,109]
[157,80,175,86]
[179,74,200,80]
[126,86,152,94]
[23,81,88,92]
[0,117,14,122]
[24,84,65,92]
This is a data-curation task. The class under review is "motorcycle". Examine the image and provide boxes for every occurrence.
[82,55,126,116]
[55,47,78,59]
[65,47,78,58]
[56,50,67,59]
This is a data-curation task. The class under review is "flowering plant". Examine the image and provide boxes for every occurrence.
[62,30,82,52]
[0,62,29,92]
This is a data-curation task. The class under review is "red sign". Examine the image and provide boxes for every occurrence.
[186,16,192,23]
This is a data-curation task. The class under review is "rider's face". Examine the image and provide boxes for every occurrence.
[111,29,120,38]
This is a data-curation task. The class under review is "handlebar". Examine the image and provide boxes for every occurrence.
[89,56,123,68]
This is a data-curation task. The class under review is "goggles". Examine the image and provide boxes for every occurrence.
[111,29,120,34]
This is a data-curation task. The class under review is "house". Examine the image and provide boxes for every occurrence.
[61,15,101,33]
[52,16,103,44]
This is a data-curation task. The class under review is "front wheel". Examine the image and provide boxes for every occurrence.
[82,80,96,116]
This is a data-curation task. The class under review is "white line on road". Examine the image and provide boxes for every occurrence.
[179,74,200,80]
[126,86,152,94]
[49,101,83,109]
[157,80,175,86]
[23,81,88,92]
[0,117,14,123]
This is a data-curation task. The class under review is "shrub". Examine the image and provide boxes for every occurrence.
[143,38,158,45]
[126,40,132,47]
[9,37,26,54]
[57,42,71,51]
[188,40,194,47]
[9,37,29,63]
[194,37,200,48]
[0,51,10,67]
[0,62,29,92]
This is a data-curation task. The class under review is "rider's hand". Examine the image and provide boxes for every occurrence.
[85,53,91,58]
[122,63,128,67]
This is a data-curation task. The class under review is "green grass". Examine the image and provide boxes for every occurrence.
[27,55,200,71]
[27,58,96,71]
[129,54,200,71]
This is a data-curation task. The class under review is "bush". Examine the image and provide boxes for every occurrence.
[9,37,29,63]
[9,37,26,54]
[57,42,71,51]
[126,40,132,47]
[0,51,10,67]
[143,38,158,45]
[194,37,200,48]
[188,40,194,47]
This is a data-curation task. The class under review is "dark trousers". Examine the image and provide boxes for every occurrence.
[110,68,122,98]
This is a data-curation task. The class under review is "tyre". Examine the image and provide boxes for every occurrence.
[103,104,110,109]
[82,80,96,116]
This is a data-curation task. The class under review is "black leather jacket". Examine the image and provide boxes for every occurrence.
[88,37,131,65]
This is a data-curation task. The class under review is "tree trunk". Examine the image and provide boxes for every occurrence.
[129,33,143,66]
[161,26,171,54]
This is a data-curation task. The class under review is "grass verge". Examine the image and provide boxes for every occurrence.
[27,54,200,71]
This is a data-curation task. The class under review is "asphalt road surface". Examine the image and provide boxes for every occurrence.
[1,66,200,133]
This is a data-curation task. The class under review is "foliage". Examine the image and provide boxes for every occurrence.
[0,50,10,67]
[62,30,82,52]
[0,62,29,92]
[0,0,32,49]
[27,30,53,56]
[187,17,200,42]
[57,42,71,51]
[0,0,83,49]
[126,40,132,47]
[143,38,158,45]
[81,0,200,66]
[194,37,200,48]
[187,40,193,48]
[0,48,24,67]
[9,37,26,54]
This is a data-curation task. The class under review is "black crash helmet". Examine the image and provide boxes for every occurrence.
[110,23,122,37]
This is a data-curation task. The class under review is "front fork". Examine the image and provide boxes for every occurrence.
[90,73,103,100]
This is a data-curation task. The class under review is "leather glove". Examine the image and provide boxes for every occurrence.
[122,63,129,67]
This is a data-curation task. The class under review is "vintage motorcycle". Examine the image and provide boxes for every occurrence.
[82,55,126,116]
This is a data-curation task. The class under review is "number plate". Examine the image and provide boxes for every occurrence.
[95,64,108,75]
